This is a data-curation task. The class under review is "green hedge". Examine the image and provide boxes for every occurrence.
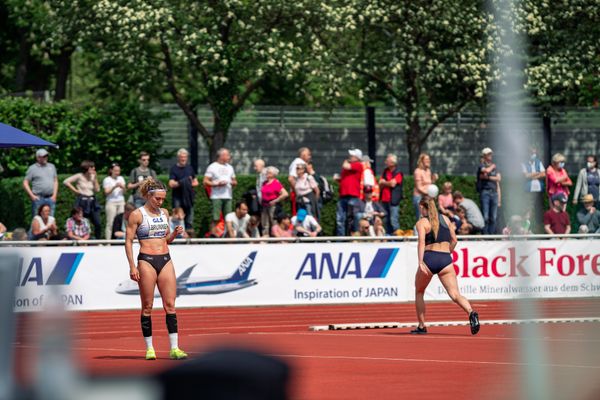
[0,97,168,177]
[0,174,580,236]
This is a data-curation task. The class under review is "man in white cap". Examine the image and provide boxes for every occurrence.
[23,148,58,217]
[476,147,502,234]
[334,149,364,235]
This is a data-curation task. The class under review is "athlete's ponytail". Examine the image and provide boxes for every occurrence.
[139,177,166,198]
[419,196,440,239]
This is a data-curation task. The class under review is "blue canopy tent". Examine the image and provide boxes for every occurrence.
[0,122,58,148]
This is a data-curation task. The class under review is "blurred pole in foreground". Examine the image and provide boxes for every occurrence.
[0,254,19,400]
[489,0,549,399]
[34,287,80,400]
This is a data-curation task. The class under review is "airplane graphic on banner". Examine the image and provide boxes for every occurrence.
[116,252,258,296]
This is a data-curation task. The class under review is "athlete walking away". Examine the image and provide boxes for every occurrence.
[125,177,188,360]
[412,196,480,335]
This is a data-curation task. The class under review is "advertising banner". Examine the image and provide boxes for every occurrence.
[424,240,600,300]
[5,240,599,312]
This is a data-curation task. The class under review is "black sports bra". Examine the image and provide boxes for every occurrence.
[424,214,452,245]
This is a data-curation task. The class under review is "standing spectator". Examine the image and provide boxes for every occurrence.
[243,160,262,218]
[521,147,546,233]
[103,163,126,240]
[546,153,572,202]
[260,167,288,236]
[335,149,364,236]
[23,148,58,217]
[543,193,571,235]
[271,213,293,238]
[453,191,485,234]
[476,148,502,234]
[225,201,251,238]
[128,151,157,208]
[65,207,91,240]
[112,203,137,239]
[29,204,59,240]
[413,153,438,219]
[576,194,600,233]
[294,163,320,217]
[288,147,312,187]
[291,208,322,237]
[63,160,102,239]
[361,155,379,201]
[203,148,237,229]
[254,159,267,204]
[379,153,403,234]
[0,222,6,240]
[168,148,199,231]
[288,147,312,214]
[307,161,331,220]
[573,155,599,209]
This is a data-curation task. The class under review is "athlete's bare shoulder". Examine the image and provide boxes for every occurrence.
[129,208,143,225]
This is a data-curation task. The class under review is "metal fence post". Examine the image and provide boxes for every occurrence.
[189,110,199,174]
[366,106,377,174]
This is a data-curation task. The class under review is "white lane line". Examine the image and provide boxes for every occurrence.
[18,324,309,338]
[188,333,230,337]
[249,331,600,343]
[13,345,599,370]
[267,353,600,370]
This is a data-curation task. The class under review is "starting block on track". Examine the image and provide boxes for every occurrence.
[308,317,600,331]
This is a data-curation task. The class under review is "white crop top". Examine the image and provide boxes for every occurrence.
[136,207,169,240]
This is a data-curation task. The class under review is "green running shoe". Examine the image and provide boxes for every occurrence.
[145,347,157,360]
[169,348,188,360]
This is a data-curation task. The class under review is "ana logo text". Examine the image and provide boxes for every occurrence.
[295,249,398,280]
[17,253,84,286]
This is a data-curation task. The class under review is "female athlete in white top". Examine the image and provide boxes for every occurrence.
[125,177,187,360]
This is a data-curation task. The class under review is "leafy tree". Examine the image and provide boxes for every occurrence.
[1,0,95,100]
[0,97,166,177]
[516,0,600,107]
[76,0,320,160]
[312,0,503,170]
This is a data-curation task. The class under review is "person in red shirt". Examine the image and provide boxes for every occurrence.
[379,153,404,234]
[543,193,571,234]
[335,149,364,235]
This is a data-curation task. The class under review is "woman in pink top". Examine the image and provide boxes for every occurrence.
[271,213,293,238]
[260,166,288,236]
[546,153,572,202]
[413,153,438,219]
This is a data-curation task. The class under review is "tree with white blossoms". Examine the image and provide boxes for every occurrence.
[312,0,503,170]
[81,0,319,160]
[516,0,599,106]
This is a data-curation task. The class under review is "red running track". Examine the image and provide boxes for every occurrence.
[14,299,600,399]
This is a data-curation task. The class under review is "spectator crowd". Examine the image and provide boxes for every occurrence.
[2,145,599,241]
